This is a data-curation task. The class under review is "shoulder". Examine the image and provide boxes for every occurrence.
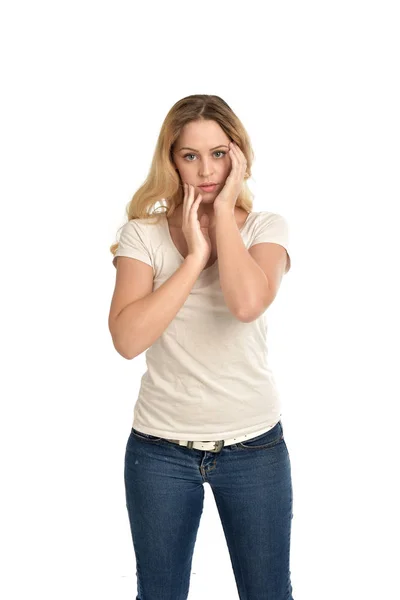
[121,215,164,232]
[255,210,287,222]
[251,210,289,232]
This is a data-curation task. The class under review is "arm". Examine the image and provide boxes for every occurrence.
[214,209,270,322]
[110,255,204,359]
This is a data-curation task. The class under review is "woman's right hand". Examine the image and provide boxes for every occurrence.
[181,183,212,268]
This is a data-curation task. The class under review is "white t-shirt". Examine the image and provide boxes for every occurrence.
[112,210,291,441]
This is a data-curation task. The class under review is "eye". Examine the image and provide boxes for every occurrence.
[183,151,226,161]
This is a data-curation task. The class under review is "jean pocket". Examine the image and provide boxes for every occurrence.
[131,428,162,443]
[238,421,284,450]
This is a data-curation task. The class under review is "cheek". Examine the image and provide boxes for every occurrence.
[177,162,191,173]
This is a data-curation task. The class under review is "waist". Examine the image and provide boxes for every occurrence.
[165,422,278,453]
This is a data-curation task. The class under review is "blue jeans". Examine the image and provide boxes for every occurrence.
[124,419,294,600]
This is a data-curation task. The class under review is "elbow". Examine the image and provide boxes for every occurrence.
[243,285,279,321]
[120,350,135,360]
[112,338,135,360]
[235,298,274,323]
[117,344,136,360]
[236,306,262,323]
[109,327,136,360]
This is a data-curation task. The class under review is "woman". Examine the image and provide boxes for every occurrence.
[109,94,294,600]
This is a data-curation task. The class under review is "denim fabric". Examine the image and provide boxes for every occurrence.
[124,419,294,599]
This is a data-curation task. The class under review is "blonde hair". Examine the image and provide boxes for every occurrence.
[110,94,255,257]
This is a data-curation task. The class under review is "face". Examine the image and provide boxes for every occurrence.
[172,119,232,204]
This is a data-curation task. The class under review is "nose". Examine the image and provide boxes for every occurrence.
[199,158,214,178]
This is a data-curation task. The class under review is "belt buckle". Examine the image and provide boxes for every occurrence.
[210,439,225,453]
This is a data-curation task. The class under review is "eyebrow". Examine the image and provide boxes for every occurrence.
[178,144,229,152]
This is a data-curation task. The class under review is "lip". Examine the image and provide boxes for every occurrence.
[199,183,218,190]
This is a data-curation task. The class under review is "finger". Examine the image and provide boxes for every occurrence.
[232,144,247,173]
[230,144,238,166]
[188,184,196,210]
[184,184,196,222]
[182,183,188,223]
[231,143,243,163]
[183,183,194,222]
[191,190,202,214]
[230,144,246,177]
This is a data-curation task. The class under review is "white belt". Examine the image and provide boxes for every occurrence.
[165,423,277,453]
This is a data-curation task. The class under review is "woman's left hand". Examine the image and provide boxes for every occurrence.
[213,141,248,214]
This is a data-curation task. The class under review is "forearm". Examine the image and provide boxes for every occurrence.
[112,255,204,359]
[215,209,269,320]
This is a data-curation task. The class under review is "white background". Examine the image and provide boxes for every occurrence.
[1,1,399,598]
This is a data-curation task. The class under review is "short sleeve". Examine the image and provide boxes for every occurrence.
[250,212,291,273]
[112,220,153,269]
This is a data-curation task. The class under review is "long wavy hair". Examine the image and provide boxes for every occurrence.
[110,94,255,257]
